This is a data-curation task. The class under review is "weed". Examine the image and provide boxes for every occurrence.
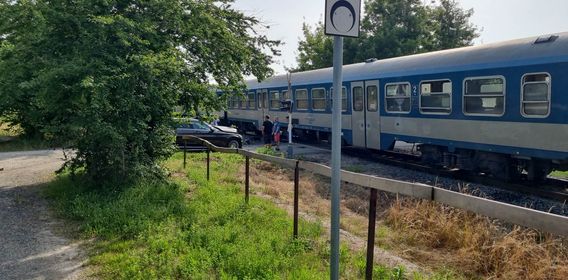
[344,164,366,173]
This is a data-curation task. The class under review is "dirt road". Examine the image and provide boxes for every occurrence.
[0,150,86,280]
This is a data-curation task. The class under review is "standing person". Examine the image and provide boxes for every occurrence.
[210,115,220,126]
[261,115,273,147]
[272,117,281,151]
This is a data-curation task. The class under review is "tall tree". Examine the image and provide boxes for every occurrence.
[429,0,478,50]
[295,22,334,72]
[0,0,279,185]
[294,0,478,71]
[359,0,432,61]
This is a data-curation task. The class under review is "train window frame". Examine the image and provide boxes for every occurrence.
[247,92,256,109]
[384,82,411,114]
[295,89,309,111]
[462,75,506,117]
[239,93,247,109]
[419,79,452,115]
[230,95,238,109]
[352,86,364,111]
[520,73,551,118]
[269,90,280,110]
[367,85,379,112]
[330,86,348,112]
[282,90,290,101]
[311,88,326,111]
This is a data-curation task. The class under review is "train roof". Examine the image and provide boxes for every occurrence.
[246,32,568,89]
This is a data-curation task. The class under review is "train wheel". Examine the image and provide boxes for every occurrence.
[527,161,549,182]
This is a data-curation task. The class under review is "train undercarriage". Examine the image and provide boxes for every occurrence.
[225,119,563,182]
[417,144,561,182]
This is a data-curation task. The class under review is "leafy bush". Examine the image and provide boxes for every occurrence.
[0,1,279,186]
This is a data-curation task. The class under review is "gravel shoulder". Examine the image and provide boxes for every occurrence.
[0,149,87,280]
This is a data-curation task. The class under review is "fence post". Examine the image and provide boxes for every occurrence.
[293,161,299,238]
[207,147,210,181]
[245,156,250,203]
[366,188,378,280]
[183,139,187,169]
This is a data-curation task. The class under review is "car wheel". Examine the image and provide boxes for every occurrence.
[228,139,240,149]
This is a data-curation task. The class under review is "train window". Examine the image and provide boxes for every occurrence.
[282,90,291,101]
[295,89,308,110]
[239,95,246,109]
[367,86,378,112]
[522,73,550,117]
[385,83,410,113]
[247,92,256,109]
[269,91,280,110]
[312,88,326,110]
[353,87,364,111]
[230,95,238,109]
[420,80,451,114]
[463,76,505,116]
[259,91,268,109]
[330,87,348,111]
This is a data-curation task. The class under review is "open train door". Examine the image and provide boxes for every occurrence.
[351,80,381,149]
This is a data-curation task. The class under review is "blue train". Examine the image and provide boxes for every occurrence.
[223,32,568,181]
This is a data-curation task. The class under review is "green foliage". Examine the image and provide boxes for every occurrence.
[295,22,334,72]
[255,145,285,157]
[45,152,330,279]
[295,0,479,71]
[0,0,279,185]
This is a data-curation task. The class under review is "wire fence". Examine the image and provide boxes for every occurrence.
[182,136,568,280]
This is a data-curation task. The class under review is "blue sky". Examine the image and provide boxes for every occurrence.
[233,0,568,75]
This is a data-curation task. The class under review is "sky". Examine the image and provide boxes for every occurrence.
[232,0,568,75]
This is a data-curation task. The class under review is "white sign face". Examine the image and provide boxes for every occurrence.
[325,0,361,38]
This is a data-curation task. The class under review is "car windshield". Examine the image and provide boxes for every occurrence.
[191,120,211,130]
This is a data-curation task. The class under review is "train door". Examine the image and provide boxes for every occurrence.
[351,82,366,147]
[258,89,268,124]
[365,80,381,150]
[351,80,381,149]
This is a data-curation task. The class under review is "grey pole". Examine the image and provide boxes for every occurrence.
[287,73,294,158]
[330,35,343,280]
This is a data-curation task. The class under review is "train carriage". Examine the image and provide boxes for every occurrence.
[223,32,568,181]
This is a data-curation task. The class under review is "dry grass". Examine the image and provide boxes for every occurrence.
[386,198,568,279]
[195,155,568,279]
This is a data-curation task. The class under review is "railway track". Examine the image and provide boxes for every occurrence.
[289,139,568,203]
[348,148,568,203]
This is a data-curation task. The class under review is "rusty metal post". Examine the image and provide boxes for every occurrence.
[206,147,210,181]
[245,156,250,203]
[183,139,187,169]
[293,161,299,238]
[366,188,378,280]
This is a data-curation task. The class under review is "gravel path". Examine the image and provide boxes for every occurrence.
[0,150,86,280]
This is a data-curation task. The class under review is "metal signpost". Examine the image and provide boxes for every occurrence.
[324,1,361,279]
[286,72,294,158]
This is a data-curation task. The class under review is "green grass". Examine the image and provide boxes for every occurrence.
[551,171,568,179]
[0,136,54,152]
[256,146,285,157]
[0,122,53,152]
[46,152,419,279]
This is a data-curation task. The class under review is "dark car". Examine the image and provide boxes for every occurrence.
[176,118,243,150]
